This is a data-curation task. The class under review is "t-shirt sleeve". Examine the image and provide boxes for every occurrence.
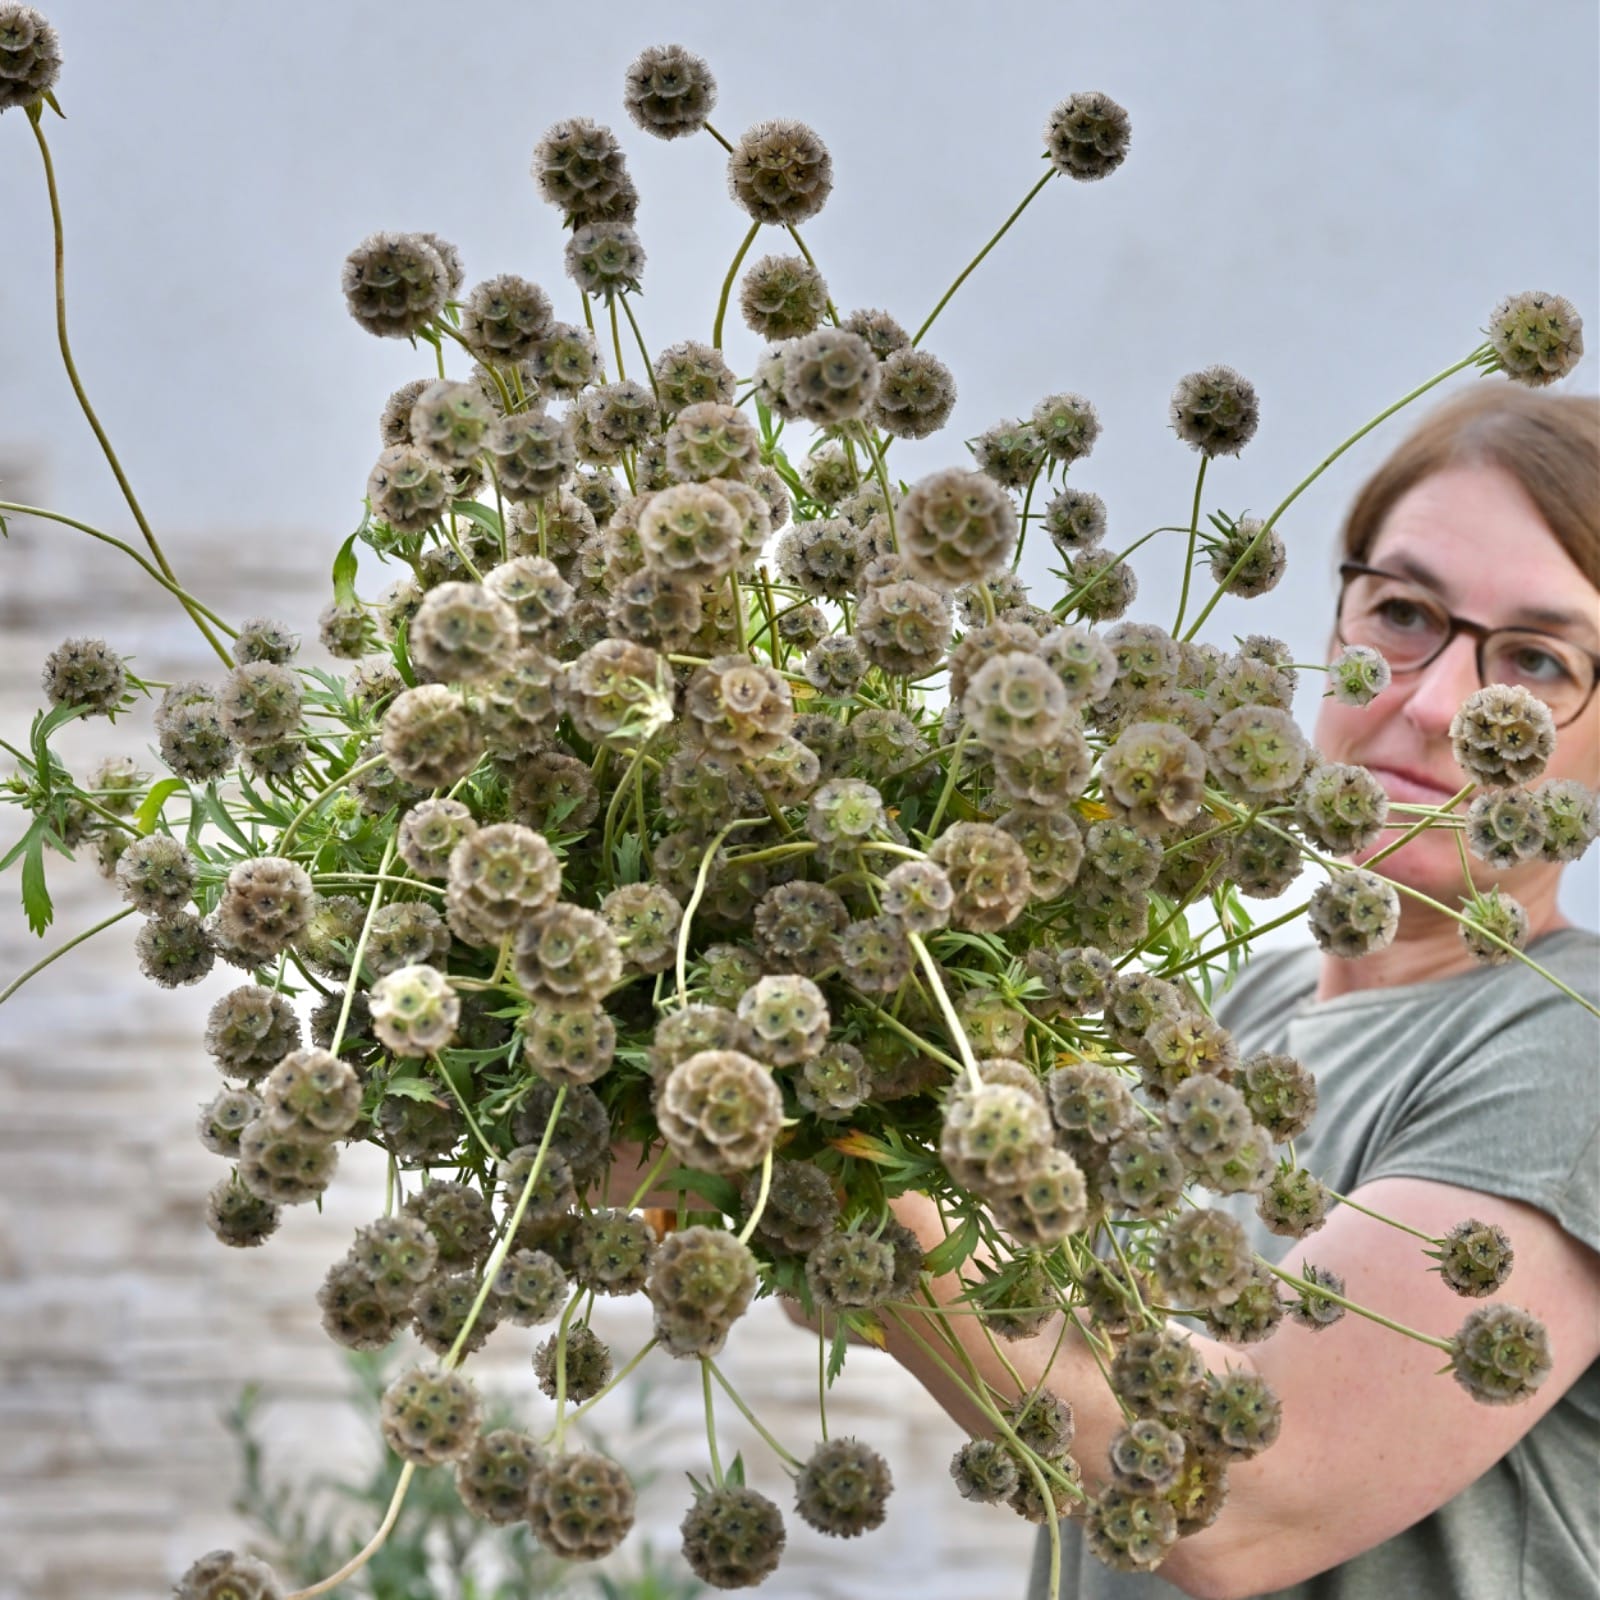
[1361,962,1600,1257]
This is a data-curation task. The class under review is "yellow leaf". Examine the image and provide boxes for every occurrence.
[828,1130,895,1165]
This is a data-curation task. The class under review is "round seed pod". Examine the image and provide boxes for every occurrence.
[565,220,646,299]
[135,911,216,988]
[522,1001,616,1086]
[259,1047,361,1138]
[1233,1051,1317,1142]
[657,1049,783,1175]
[837,915,912,996]
[1105,1127,1185,1219]
[1084,1487,1178,1575]
[991,1147,1089,1244]
[972,418,1043,489]
[1064,547,1138,622]
[737,973,830,1065]
[1109,1418,1187,1496]
[456,1428,546,1526]
[646,1225,759,1358]
[782,327,880,426]
[369,963,459,1057]
[1207,705,1309,798]
[381,684,484,789]
[413,1268,501,1358]
[532,117,634,226]
[238,1119,338,1206]
[534,1324,614,1401]
[404,1179,493,1268]
[40,635,125,716]
[753,881,846,977]
[899,467,1017,591]
[928,822,1032,932]
[1449,684,1557,788]
[197,1087,262,1157]
[204,1172,281,1250]
[115,833,197,918]
[1209,515,1285,598]
[1431,1218,1516,1298]
[1307,868,1400,959]
[728,118,832,224]
[527,1449,635,1558]
[348,1215,438,1312]
[741,252,829,341]
[1465,789,1547,870]
[950,1438,1020,1504]
[1196,1369,1282,1460]
[601,882,683,976]
[397,798,478,881]
[653,338,736,412]
[638,482,743,583]
[1486,290,1585,387]
[493,1248,568,1327]
[794,1437,892,1538]
[1296,762,1389,855]
[514,904,623,1011]
[409,582,518,683]
[174,1550,284,1600]
[342,231,449,340]
[215,857,314,962]
[1047,1063,1136,1145]
[855,578,953,678]
[681,1485,787,1589]
[379,1367,482,1466]
[156,681,235,782]
[1288,1262,1347,1331]
[625,43,717,140]
[1044,90,1131,180]
[574,1210,657,1297]
[1257,1165,1332,1239]
[742,1159,839,1255]
[1109,1327,1205,1419]
[408,378,495,467]
[1170,365,1260,458]
[1449,1303,1553,1405]
[459,274,553,364]
[447,822,560,940]
[940,1081,1054,1198]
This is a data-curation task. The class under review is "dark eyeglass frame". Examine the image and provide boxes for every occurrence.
[1335,561,1600,729]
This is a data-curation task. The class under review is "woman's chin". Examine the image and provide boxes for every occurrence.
[1348,832,1470,908]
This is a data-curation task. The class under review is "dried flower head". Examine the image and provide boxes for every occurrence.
[783,327,881,425]
[728,118,833,224]
[740,252,830,340]
[216,856,314,962]
[1532,778,1600,863]
[1209,516,1285,598]
[1307,867,1400,959]
[1449,684,1557,788]
[367,443,453,535]
[1043,91,1131,181]
[342,232,449,339]
[174,1551,284,1600]
[653,338,737,412]
[41,636,125,716]
[1449,1303,1552,1405]
[1459,888,1531,966]
[531,117,633,226]
[1485,291,1585,387]
[1170,365,1260,458]
[899,467,1018,591]
[1328,643,1391,706]
[564,220,645,300]
[1031,391,1102,466]
[681,1484,787,1589]
[664,399,760,481]
[624,43,717,140]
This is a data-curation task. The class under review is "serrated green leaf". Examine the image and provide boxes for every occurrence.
[135,778,186,836]
[383,1076,446,1105]
[10,819,53,935]
[826,1320,850,1387]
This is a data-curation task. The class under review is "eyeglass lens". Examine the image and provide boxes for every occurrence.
[1338,572,1592,723]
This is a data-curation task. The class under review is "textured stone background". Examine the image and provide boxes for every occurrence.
[2,2,1596,1595]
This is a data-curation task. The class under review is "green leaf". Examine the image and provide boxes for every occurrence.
[331,527,362,607]
[393,619,417,688]
[826,1320,850,1387]
[2,818,55,935]
[661,1167,741,1217]
[383,1077,446,1105]
[450,499,504,548]
[725,1452,746,1488]
[922,1213,981,1278]
[199,783,254,851]
[135,778,186,836]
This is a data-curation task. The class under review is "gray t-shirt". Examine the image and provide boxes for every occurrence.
[1029,927,1600,1600]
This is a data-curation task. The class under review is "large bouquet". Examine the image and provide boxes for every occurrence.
[2,11,1593,1597]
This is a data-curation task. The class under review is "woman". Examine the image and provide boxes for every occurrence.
[887,383,1600,1599]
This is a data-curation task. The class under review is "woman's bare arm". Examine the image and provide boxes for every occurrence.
[884,1178,1600,1600]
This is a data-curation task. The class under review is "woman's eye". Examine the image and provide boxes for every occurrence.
[1374,598,1430,631]
[1505,645,1577,686]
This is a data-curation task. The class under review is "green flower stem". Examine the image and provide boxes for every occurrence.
[1262,817,1600,1017]
[862,429,898,549]
[1182,345,1492,642]
[608,294,629,382]
[922,727,971,843]
[428,1052,497,1164]
[312,873,442,896]
[549,1282,586,1449]
[907,930,983,1091]
[1053,525,1171,616]
[707,1358,804,1470]
[701,1358,724,1485]
[601,742,651,871]
[0,503,238,638]
[702,121,736,154]
[736,1148,774,1245]
[626,1144,676,1211]
[0,904,134,1005]
[852,993,964,1075]
[329,835,397,1056]
[712,220,762,350]
[1317,1186,1438,1244]
[619,293,659,401]
[1262,1261,1453,1352]
[912,169,1054,347]
[975,580,997,626]
[544,1336,658,1441]
[781,225,840,325]
[453,1083,568,1382]
[1163,896,1310,981]
[26,116,234,667]
[675,818,767,1003]
[1169,455,1209,637]
[276,754,386,853]
[816,1322,829,1441]
[283,1462,416,1600]
[1010,459,1046,572]
[578,288,598,338]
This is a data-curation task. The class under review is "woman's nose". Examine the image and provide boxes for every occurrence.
[1400,632,1482,740]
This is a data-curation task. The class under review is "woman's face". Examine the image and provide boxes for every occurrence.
[1313,461,1600,910]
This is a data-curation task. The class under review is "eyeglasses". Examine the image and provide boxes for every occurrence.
[1335,562,1600,729]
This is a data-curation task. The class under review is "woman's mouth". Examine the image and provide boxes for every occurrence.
[1361,764,1462,806]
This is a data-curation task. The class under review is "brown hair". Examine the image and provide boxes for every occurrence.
[1341,385,1600,590]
